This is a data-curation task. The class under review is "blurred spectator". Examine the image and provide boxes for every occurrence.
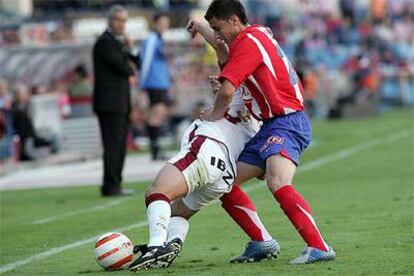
[68,64,93,118]
[398,61,414,105]
[0,0,412,126]
[31,84,48,96]
[248,0,414,114]
[93,5,140,197]
[371,0,388,23]
[140,13,171,161]
[11,84,58,161]
[299,66,319,118]
[340,0,356,24]
[129,92,147,140]
[50,80,71,118]
[0,79,14,163]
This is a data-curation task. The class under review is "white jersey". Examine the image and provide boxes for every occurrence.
[180,88,260,171]
[168,88,260,210]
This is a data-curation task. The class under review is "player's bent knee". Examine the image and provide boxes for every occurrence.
[266,174,288,192]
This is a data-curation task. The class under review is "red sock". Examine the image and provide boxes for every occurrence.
[220,185,272,241]
[274,185,328,251]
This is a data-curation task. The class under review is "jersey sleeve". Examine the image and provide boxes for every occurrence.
[219,37,262,88]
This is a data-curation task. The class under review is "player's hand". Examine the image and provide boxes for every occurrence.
[208,75,221,94]
[186,19,200,38]
[215,37,227,49]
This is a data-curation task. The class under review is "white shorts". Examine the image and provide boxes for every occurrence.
[168,136,235,210]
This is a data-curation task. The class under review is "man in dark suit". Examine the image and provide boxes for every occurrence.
[93,5,140,197]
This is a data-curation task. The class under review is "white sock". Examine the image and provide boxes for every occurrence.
[147,200,171,247]
[167,216,189,243]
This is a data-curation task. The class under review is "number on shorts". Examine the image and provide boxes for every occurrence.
[210,156,226,171]
[222,170,234,186]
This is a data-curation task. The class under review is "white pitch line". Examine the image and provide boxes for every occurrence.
[22,136,322,226]
[0,129,410,274]
[0,221,148,274]
[29,139,323,226]
[31,198,129,225]
[217,130,411,198]
[295,129,411,174]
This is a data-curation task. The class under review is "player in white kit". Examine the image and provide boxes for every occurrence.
[129,16,281,271]
[129,80,260,271]
[169,87,259,211]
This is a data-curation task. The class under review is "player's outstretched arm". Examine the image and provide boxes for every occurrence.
[186,19,228,64]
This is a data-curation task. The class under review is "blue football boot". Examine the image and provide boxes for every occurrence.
[289,246,336,265]
[230,239,280,263]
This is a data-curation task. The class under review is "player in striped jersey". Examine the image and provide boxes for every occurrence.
[187,17,281,263]
[200,0,335,265]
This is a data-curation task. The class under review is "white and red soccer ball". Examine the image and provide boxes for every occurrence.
[94,232,134,270]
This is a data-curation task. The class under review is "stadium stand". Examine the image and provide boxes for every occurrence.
[0,0,413,171]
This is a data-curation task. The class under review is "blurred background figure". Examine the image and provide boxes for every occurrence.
[93,4,140,197]
[0,0,412,174]
[11,84,57,161]
[68,64,93,118]
[140,13,171,161]
[50,79,71,118]
[0,78,14,164]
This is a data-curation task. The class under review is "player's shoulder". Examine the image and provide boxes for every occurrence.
[232,25,271,49]
[244,24,272,38]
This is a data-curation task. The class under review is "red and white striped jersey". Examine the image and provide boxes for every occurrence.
[219,25,304,119]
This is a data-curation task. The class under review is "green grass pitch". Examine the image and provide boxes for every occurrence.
[1,109,413,275]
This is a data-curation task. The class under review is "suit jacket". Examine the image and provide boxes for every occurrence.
[11,102,36,141]
[93,31,140,114]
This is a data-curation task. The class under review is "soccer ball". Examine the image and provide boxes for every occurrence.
[94,232,134,270]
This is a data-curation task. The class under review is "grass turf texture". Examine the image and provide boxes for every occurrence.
[0,109,413,275]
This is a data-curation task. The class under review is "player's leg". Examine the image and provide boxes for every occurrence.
[163,199,198,263]
[142,134,207,248]
[167,199,196,243]
[129,164,188,271]
[145,164,188,247]
[167,179,222,245]
[261,112,334,264]
[220,142,280,262]
[140,199,195,270]
[266,154,335,264]
[166,199,198,250]
[130,136,213,271]
[221,161,269,243]
[160,156,234,269]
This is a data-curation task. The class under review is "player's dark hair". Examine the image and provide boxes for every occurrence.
[204,0,248,25]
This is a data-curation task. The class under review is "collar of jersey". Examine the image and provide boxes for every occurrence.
[229,24,262,51]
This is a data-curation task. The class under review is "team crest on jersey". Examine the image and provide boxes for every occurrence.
[260,136,285,152]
